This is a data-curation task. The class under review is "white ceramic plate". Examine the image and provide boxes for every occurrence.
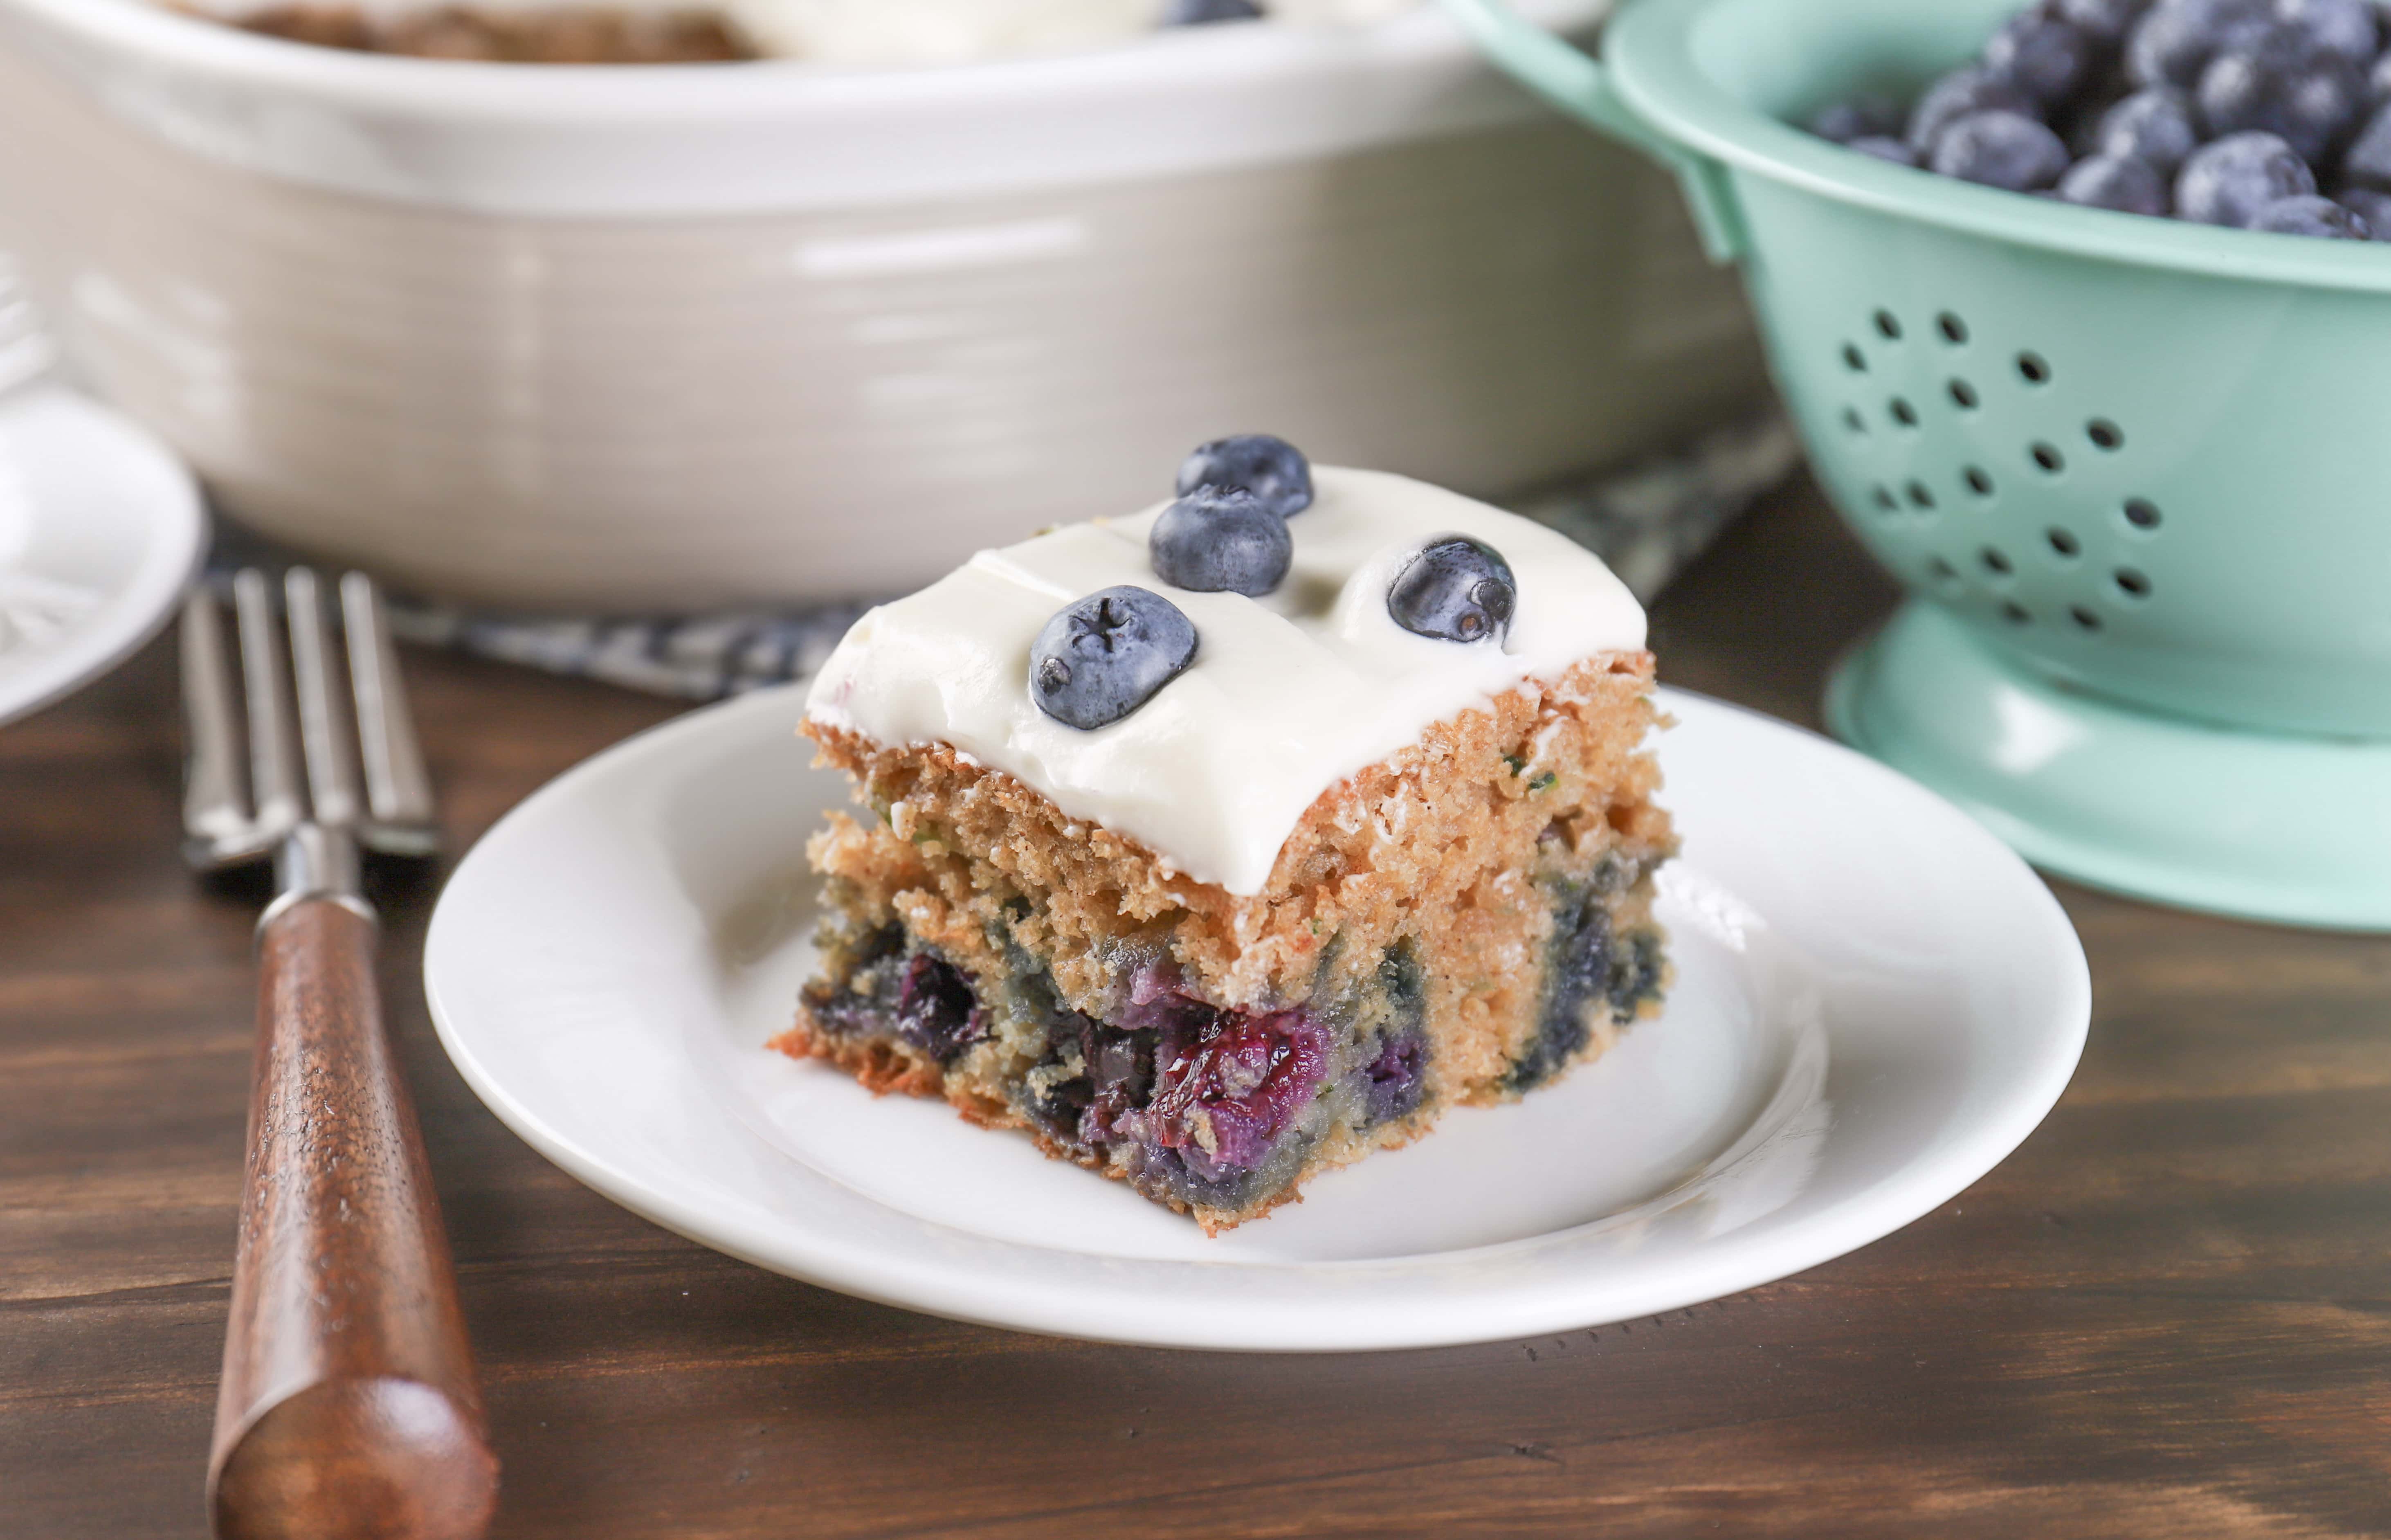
[0,384,205,728]
[425,686,2089,1352]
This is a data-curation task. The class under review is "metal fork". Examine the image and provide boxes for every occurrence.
[182,569,497,1540]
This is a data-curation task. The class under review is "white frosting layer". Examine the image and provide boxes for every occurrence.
[804,467,1647,896]
[721,0,1417,64]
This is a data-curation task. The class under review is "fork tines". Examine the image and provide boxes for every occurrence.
[180,568,440,872]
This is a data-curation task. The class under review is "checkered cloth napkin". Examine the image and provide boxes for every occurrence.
[209,409,1798,702]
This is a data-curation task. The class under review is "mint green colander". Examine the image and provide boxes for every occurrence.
[1443,0,2391,930]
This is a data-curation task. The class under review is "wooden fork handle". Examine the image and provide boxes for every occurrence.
[209,897,498,1540]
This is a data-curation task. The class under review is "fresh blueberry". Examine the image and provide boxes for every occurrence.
[1162,0,1262,22]
[2059,0,2157,45]
[1175,433,1313,518]
[1149,488,1292,596]
[2273,0,2378,65]
[1387,536,1517,643]
[1931,110,2074,190]
[2370,47,2391,107]
[2175,128,2318,221]
[2058,151,2174,209]
[2248,191,2374,234]
[1986,13,2100,103]
[2238,191,2372,233]
[2125,0,2274,88]
[1030,586,1198,730]
[1810,96,1904,143]
[2334,186,2391,236]
[1907,64,2037,152]
[2339,101,2391,189]
[1849,135,1922,165]
[2054,80,2123,148]
[2059,88,2131,156]
[2197,29,2366,163]
[2092,85,2202,171]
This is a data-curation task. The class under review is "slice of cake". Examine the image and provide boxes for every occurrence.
[775,436,1674,1233]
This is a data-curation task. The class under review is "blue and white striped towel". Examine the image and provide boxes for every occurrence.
[210,408,1798,702]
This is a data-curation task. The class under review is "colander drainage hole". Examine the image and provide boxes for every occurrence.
[1982,546,2013,576]
[2088,419,2124,450]
[1890,398,1919,428]
[1872,484,1898,512]
[2124,497,2162,530]
[1843,344,1867,372]
[1949,379,1980,410]
[1874,310,1903,340]
[2002,601,2031,625]
[1964,466,1995,497]
[2115,567,2152,598]
[1906,480,1936,509]
[2071,607,2103,631]
[2018,352,2052,385]
[1928,556,1959,584]
[2047,528,2080,558]
[2031,442,2066,474]
[1843,407,1867,435]
[1938,312,1969,345]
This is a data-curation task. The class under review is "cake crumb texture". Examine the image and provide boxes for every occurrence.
[776,651,1673,1231]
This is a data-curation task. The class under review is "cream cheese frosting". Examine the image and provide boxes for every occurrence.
[720,0,1417,64]
[804,467,1647,896]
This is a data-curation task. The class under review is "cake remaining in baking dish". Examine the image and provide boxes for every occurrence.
[776,438,1674,1232]
[216,0,1420,64]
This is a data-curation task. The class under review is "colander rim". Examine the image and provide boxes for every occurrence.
[1606,0,2391,295]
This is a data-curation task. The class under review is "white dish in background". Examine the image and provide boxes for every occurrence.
[424,686,2088,1351]
[7,0,1610,214]
[0,384,204,728]
[0,0,1761,612]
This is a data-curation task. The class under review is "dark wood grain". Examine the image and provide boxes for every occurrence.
[4,477,2389,1540]
[211,897,496,1540]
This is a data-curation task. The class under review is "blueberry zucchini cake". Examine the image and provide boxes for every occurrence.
[210,0,1412,65]
[775,437,1674,1232]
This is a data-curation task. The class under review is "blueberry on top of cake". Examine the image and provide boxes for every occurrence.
[805,461,1648,896]
[781,438,1673,1233]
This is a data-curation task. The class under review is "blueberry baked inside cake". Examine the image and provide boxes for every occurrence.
[775,436,1674,1232]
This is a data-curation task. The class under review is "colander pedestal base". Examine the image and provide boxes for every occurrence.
[1826,602,2391,932]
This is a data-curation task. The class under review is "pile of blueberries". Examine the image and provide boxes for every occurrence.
[1810,0,2391,239]
[1029,435,1521,731]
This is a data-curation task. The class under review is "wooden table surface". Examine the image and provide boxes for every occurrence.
[7,478,2390,1540]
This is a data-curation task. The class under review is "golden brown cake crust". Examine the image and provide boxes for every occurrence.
[798,651,1668,1031]
[221,4,755,61]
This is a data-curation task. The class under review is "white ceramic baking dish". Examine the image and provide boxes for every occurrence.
[0,0,1762,610]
